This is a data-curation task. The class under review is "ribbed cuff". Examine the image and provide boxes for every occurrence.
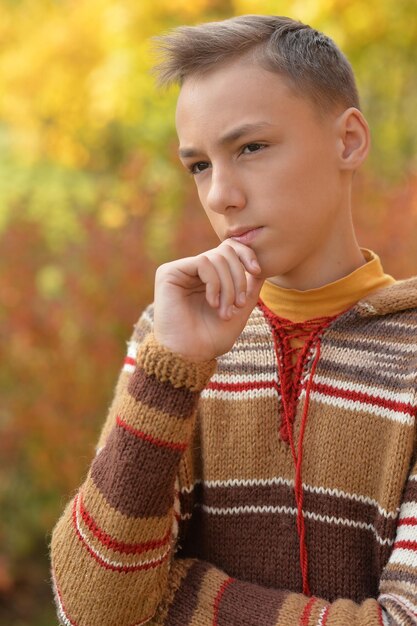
[137,333,217,392]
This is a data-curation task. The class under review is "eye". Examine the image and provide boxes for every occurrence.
[242,142,267,154]
[188,161,210,176]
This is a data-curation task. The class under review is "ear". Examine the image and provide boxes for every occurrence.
[335,107,370,171]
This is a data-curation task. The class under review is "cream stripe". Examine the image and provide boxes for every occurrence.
[198,503,394,546]
[139,309,153,326]
[122,340,140,372]
[208,372,278,383]
[52,572,76,626]
[380,606,391,626]
[310,390,415,425]
[395,525,417,542]
[312,374,417,402]
[378,319,417,330]
[389,548,417,569]
[201,388,278,400]
[316,606,328,626]
[185,476,399,518]
[399,503,417,519]
[127,340,139,356]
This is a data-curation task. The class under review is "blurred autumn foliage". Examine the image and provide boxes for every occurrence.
[0,0,416,623]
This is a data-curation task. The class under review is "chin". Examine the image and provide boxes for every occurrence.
[261,255,293,283]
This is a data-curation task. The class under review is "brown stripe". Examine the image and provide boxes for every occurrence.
[128,367,198,419]
[402,480,417,503]
[380,565,417,587]
[216,577,286,626]
[319,335,416,370]
[164,560,210,625]
[196,481,397,540]
[91,425,182,517]
[181,506,386,603]
[315,357,414,390]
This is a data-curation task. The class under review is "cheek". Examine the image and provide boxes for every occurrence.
[202,208,223,238]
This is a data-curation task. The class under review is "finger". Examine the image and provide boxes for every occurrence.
[203,252,237,320]
[195,255,221,309]
[213,245,248,307]
[220,239,262,275]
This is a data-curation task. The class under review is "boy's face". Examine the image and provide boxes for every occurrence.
[175,58,351,283]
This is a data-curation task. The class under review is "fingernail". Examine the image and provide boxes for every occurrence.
[251,260,261,271]
[238,292,246,305]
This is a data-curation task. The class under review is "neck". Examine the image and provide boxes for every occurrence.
[267,216,365,291]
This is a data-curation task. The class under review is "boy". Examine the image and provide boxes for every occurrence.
[50,14,417,626]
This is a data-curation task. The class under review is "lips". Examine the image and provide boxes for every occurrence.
[227,226,263,245]
[226,226,260,238]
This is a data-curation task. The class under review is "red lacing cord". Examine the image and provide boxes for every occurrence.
[258,299,341,596]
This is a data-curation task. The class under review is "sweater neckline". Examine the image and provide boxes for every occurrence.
[259,247,396,322]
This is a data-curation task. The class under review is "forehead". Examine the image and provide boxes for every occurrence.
[175,59,322,140]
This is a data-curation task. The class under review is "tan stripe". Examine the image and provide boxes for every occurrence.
[380,580,417,608]
[119,386,195,446]
[196,395,295,481]
[196,393,413,514]
[293,395,413,510]
[75,493,171,568]
[51,500,167,626]
[382,561,417,576]
[83,480,170,544]
[275,592,311,625]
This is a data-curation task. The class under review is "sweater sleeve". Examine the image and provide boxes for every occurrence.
[49,304,217,626]
[149,466,417,626]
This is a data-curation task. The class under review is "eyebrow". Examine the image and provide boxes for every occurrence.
[178,121,274,159]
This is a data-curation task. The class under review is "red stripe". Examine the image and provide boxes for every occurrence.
[124,356,136,367]
[377,604,384,626]
[393,539,417,551]
[207,380,278,392]
[116,415,187,452]
[213,577,234,626]
[300,597,317,625]
[72,496,170,573]
[398,517,417,526]
[312,381,415,415]
[78,493,171,554]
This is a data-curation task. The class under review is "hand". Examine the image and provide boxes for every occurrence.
[153,239,264,361]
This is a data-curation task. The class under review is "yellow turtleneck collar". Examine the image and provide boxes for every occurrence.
[259,247,396,323]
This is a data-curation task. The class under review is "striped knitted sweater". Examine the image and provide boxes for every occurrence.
[50,275,417,626]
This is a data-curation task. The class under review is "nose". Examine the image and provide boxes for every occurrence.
[205,166,246,215]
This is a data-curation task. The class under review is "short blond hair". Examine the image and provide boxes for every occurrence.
[152,14,361,121]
